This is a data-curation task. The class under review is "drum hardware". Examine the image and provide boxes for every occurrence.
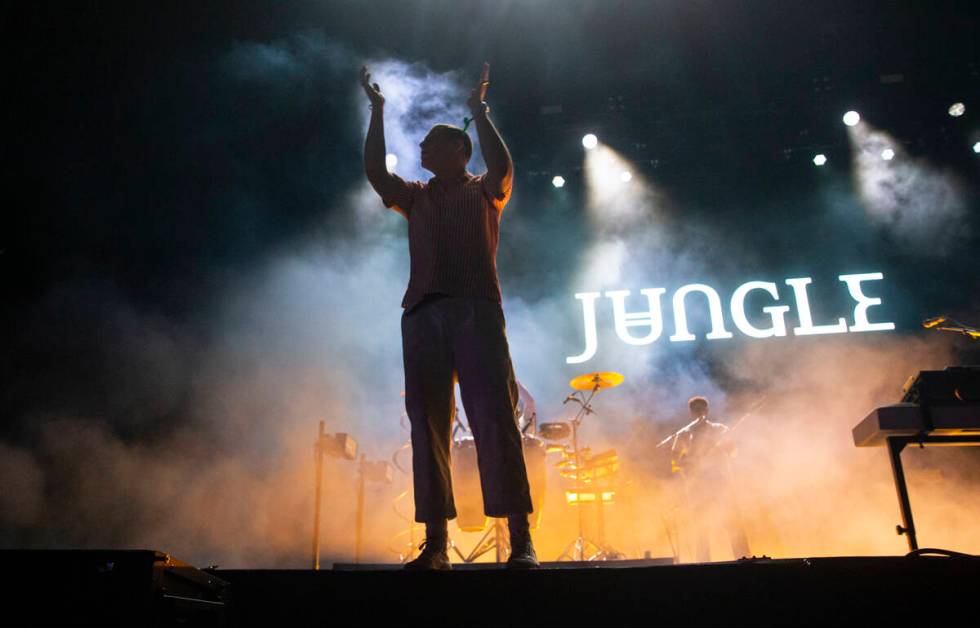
[556,371,626,562]
[558,449,619,481]
[449,518,511,564]
[560,447,622,559]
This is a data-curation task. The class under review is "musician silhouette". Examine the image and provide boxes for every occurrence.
[669,396,751,562]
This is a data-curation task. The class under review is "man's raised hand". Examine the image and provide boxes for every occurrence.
[466,62,491,115]
[360,66,385,108]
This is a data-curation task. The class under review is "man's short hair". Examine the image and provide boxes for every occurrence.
[431,124,472,162]
[688,396,709,412]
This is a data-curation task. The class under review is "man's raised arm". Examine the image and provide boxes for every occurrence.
[468,63,514,202]
[360,66,411,217]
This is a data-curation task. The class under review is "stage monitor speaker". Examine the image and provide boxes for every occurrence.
[4,549,229,626]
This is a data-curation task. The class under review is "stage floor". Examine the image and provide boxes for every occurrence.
[7,550,976,625]
[214,554,977,625]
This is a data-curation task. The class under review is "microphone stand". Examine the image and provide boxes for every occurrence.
[557,380,612,561]
[923,315,980,340]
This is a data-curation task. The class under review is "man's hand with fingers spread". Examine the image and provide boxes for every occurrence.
[360,65,385,108]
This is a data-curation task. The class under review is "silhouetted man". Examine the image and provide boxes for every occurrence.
[359,63,537,569]
[670,396,751,562]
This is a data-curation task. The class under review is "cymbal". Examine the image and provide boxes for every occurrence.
[569,371,624,391]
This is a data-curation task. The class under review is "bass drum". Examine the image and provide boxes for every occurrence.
[451,434,548,532]
[451,436,487,532]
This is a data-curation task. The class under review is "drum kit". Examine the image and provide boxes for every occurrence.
[445,370,627,562]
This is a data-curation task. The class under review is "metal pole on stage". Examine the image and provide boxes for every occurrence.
[887,437,918,552]
[572,416,584,560]
[355,454,366,563]
[312,420,325,570]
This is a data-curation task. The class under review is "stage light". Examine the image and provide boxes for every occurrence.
[318,432,358,460]
[813,154,828,166]
[843,111,861,126]
[881,148,895,161]
[552,175,566,188]
[582,133,598,149]
[582,143,657,240]
[385,153,398,169]
[850,119,967,254]
[973,141,980,154]
[948,102,965,117]
[360,458,393,484]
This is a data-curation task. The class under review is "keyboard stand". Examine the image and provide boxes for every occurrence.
[883,433,980,551]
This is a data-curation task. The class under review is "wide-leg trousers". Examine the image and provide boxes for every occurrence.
[401,294,533,523]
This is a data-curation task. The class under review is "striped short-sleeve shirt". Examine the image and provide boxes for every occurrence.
[381,171,512,311]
